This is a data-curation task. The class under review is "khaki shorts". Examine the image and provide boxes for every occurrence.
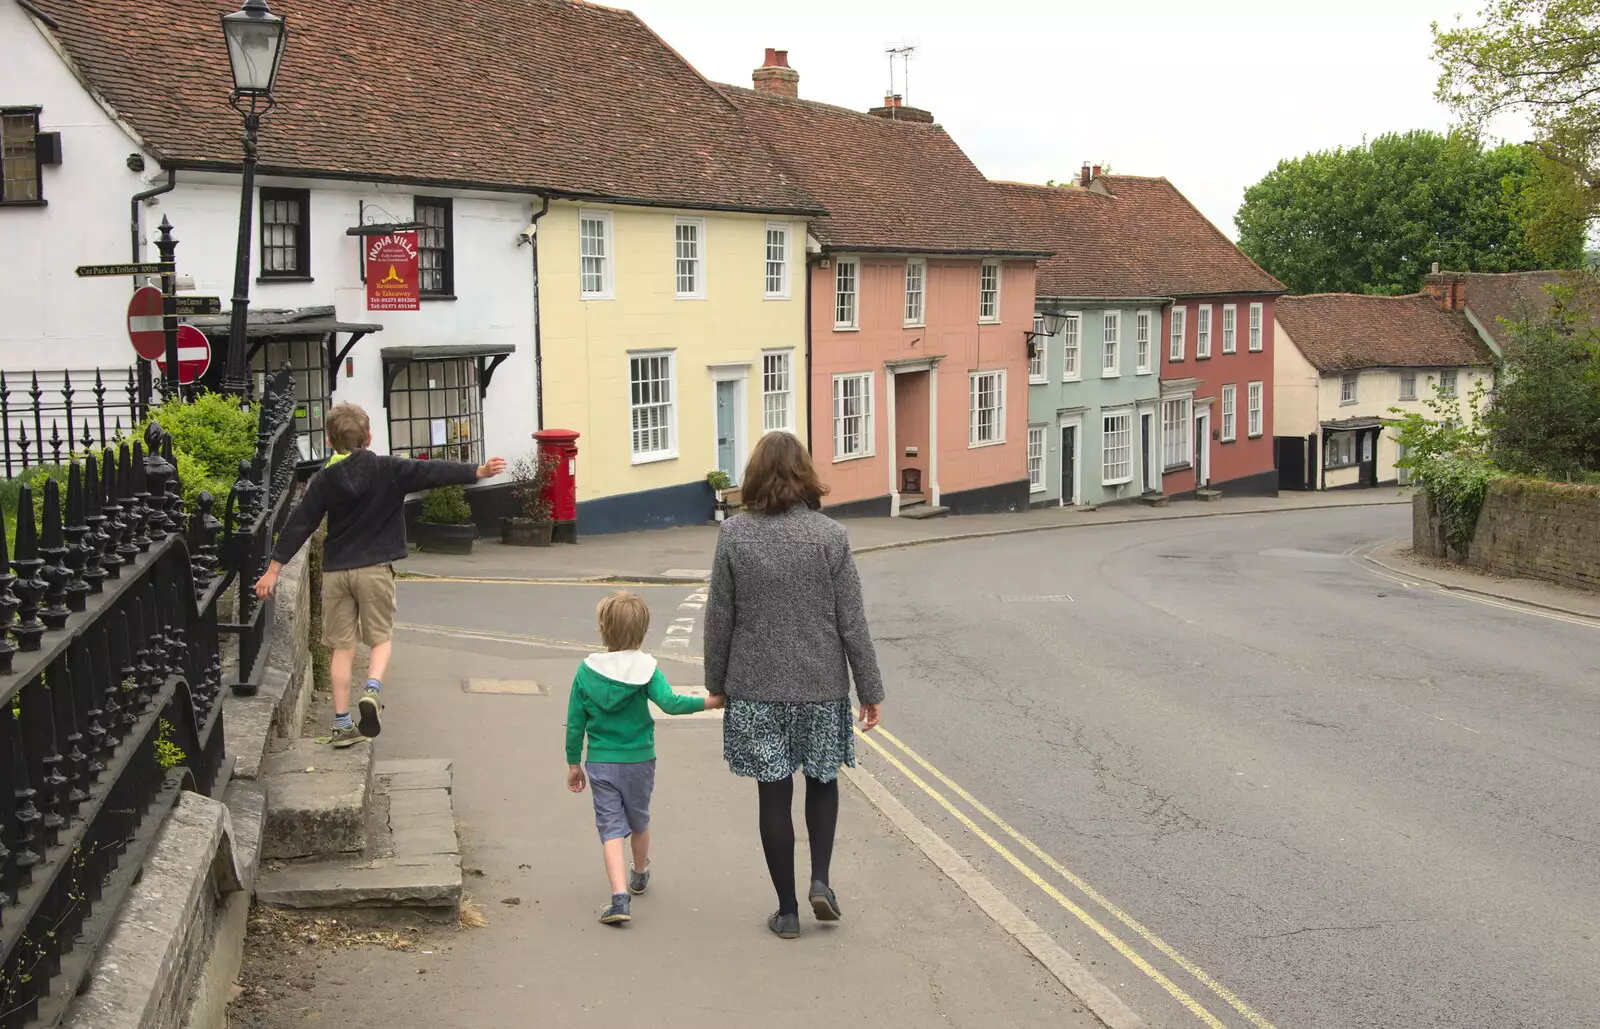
[322,564,397,649]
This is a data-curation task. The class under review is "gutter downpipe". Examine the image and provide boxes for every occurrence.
[527,194,551,428]
[804,254,815,457]
[131,167,176,413]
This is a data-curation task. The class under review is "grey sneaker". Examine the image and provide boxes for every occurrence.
[358,689,383,738]
[328,724,364,748]
[599,893,631,925]
[628,865,651,895]
[768,910,801,939]
[809,881,841,921]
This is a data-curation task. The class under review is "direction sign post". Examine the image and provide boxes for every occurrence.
[75,262,173,277]
[155,218,181,399]
[171,296,222,316]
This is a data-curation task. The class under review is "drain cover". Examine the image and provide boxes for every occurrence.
[461,678,543,695]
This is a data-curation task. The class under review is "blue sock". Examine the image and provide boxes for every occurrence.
[333,712,353,730]
[364,677,381,693]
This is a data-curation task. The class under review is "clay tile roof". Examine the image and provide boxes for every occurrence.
[1442,271,1588,350]
[26,0,820,214]
[720,86,1046,256]
[1275,293,1495,374]
[994,177,1284,299]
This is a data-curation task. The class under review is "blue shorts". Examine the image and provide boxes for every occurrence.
[587,760,655,842]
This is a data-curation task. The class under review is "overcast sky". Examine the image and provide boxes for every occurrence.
[624,0,1526,240]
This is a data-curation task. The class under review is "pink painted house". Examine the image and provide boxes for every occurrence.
[726,52,1048,516]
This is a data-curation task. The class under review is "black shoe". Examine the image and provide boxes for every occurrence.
[768,910,800,939]
[809,881,841,921]
[599,893,631,925]
[358,689,382,738]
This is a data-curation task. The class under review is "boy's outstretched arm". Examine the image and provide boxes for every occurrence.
[646,670,710,715]
[256,478,329,597]
[389,454,506,494]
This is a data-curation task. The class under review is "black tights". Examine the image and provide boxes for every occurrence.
[756,775,839,915]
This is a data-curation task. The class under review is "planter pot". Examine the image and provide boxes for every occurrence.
[419,521,476,555]
[501,517,554,547]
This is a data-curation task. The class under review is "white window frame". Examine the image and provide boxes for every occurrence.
[834,258,859,330]
[1340,371,1358,405]
[764,221,791,299]
[1162,396,1192,471]
[968,369,1007,447]
[1170,306,1187,361]
[628,350,677,464]
[1061,312,1082,382]
[1101,310,1121,378]
[978,260,1002,323]
[904,258,926,327]
[1439,368,1459,397]
[674,216,706,299]
[1196,305,1213,359]
[1029,316,1047,383]
[1222,304,1237,354]
[1135,310,1153,375]
[761,349,795,434]
[1248,303,1263,352]
[1248,380,1264,437]
[1399,371,1418,400]
[579,209,614,299]
[1102,409,1134,486]
[832,371,874,460]
[1027,425,1047,493]
[1220,384,1237,442]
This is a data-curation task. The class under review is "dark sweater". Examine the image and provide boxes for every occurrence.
[271,449,478,572]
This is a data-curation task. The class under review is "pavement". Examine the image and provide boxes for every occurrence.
[239,596,1105,1029]
[401,489,1414,583]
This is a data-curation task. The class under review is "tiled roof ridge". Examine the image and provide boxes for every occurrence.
[1106,175,1285,293]
[717,82,952,132]
[1283,291,1431,300]
[991,180,1119,204]
[1436,268,1575,278]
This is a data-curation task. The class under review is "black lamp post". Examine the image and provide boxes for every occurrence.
[220,0,288,397]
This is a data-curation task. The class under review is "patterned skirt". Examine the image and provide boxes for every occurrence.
[723,698,856,783]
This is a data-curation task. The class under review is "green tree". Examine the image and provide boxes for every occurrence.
[1235,129,1580,295]
[1434,0,1600,254]
[1483,280,1600,478]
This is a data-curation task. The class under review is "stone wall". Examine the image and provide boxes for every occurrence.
[1412,491,1450,559]
[1467,479,1600,592]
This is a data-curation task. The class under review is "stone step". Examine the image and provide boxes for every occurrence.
[255,759,462,915]
[1140,491,1169,507]
[260,738,374,861]
[1196,488,1224,502]
[900,504,949,520]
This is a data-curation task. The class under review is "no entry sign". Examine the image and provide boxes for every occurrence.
[154,325,212,385]
[127,285,167,360]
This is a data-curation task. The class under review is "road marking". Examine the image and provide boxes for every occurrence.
[1356,542,1600,630]
[870,726,1281,1029]
[396,622,599,653]
[855,729,1229,1027]
[397,576,679,587]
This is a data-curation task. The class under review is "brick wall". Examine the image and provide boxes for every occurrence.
[1466,479,1600,591]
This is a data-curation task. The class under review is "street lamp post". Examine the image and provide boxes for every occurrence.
[220,0,288,397]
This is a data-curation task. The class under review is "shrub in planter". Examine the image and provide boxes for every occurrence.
[501,450,556,547]
[707,469,734,522]
[419,484,476,554]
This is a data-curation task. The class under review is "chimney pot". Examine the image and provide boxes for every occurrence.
[1092,164,1102,179]
[752,48,800,97]
[1080,162,1091,187]
[1431,261,1440,274]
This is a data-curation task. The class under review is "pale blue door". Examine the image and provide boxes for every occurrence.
[716,380,738,483]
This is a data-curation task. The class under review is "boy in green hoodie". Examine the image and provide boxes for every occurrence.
[566,591,723,925]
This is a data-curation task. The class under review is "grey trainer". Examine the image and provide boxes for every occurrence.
[328,724,364,748]
[357,689,382,738]
[628,865,651,895]
[599,893,631,925]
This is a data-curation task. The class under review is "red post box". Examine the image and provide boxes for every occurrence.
[533,428,580,544]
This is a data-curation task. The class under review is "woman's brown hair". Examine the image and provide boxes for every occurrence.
[740,431,828,514]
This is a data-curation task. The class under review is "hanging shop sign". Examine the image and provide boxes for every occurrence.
[365,232,420,311]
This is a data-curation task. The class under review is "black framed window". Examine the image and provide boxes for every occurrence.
[1,107,42,205]
[387,359,482,463]
[260,187,310,277]
[252,339,330,460]
[416,197,454,297]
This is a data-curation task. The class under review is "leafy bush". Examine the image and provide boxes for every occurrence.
[508,451,554,522]
[1390,381,1501,554]
[1484,288,1600,480]
[137,391,257,505]
[420,485,473,525]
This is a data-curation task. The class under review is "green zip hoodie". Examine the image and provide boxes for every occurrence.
[565,650,706,764]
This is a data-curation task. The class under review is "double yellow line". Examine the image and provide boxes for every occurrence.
[857,725,1278,1029]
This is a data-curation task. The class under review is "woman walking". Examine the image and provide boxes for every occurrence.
[704,431,883,939]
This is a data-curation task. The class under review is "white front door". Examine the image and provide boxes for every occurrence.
[1194,411,1210,487]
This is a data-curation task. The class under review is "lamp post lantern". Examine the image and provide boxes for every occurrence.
[220,0,288,396]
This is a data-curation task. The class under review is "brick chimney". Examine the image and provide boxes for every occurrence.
[868,94,935,123]
[1080,162,1092,187]
[1423,270,1466,311]
[752,48,799,97]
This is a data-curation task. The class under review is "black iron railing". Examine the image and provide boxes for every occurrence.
[0,370,145,481]
[0,363,298,1027]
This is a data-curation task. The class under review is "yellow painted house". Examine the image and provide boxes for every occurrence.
[540,201,813,532]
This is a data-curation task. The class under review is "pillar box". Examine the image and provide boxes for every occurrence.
[532,428,580,544]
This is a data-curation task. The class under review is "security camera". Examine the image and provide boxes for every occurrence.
[516,223,538,246]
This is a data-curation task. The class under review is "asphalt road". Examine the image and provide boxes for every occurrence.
[391,507,1600,1027]
[855,505,1600,1029]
